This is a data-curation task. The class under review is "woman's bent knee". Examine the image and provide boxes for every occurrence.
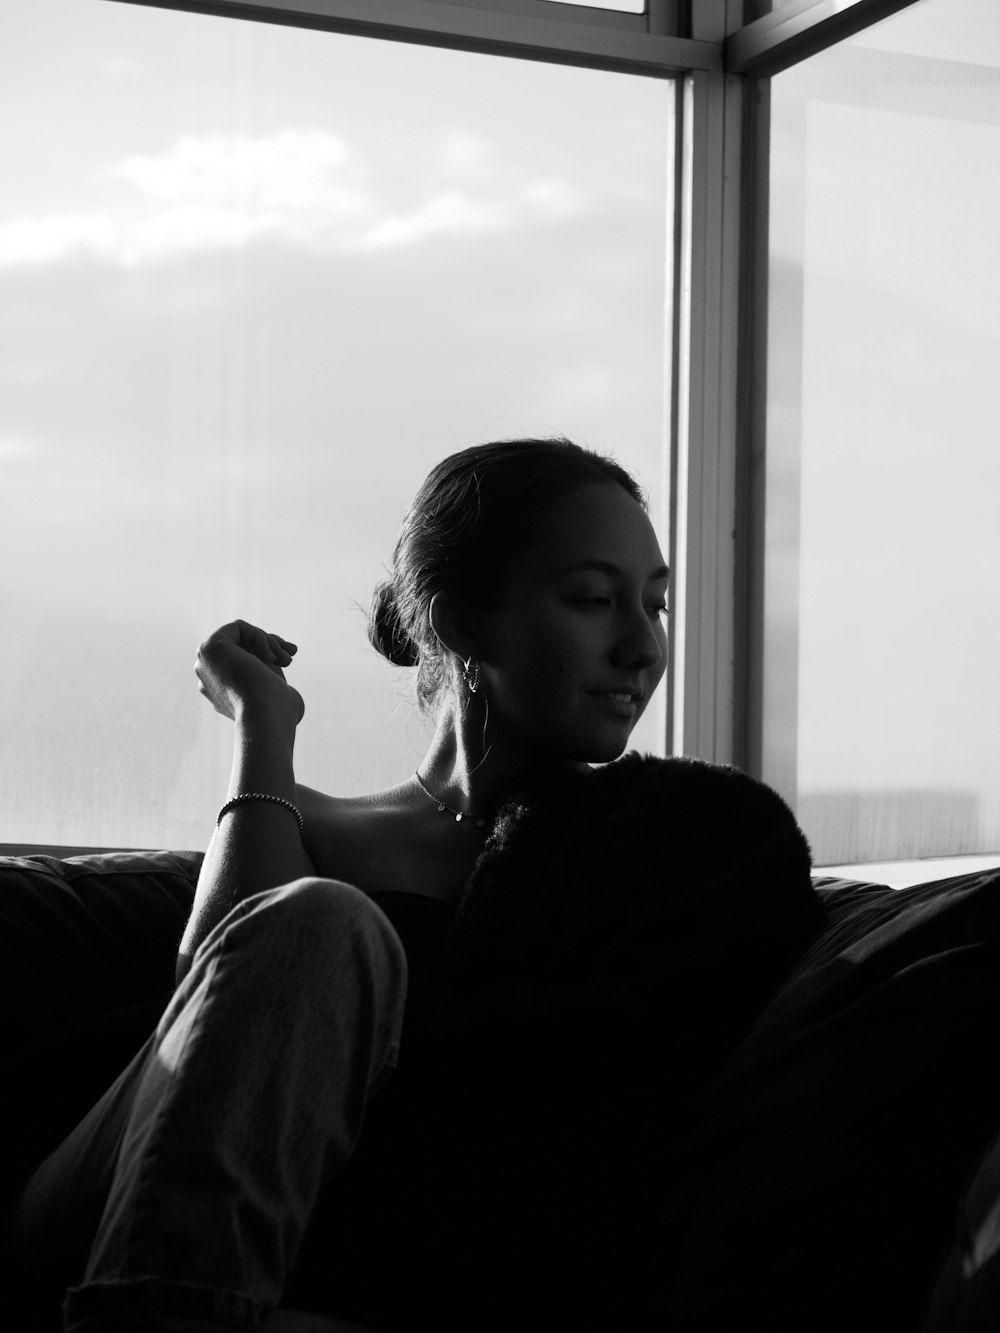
[261,876,395,934]
[268,876,376,919]
[234,877,407,977]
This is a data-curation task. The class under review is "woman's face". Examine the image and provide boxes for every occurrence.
[473,482,669,765]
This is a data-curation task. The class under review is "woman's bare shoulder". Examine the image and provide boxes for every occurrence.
[295,781,413,828]
[293,781,479,902]
[294,781,417,888]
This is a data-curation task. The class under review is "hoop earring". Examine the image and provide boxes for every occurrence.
[462,656,481,695]
[468,691,493,777]
[459,656,493,776]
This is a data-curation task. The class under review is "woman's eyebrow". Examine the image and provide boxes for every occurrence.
[558,559,670,581]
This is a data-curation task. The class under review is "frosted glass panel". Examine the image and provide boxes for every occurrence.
[764,1,1000,868]
[0,0,673,849]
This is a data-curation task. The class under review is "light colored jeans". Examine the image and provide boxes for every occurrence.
[10,878,408,1333]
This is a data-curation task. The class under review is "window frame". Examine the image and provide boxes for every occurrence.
[726,0,929,77]
[4,0,932,855]
[103,0,722,76]
[745,23,1000,880]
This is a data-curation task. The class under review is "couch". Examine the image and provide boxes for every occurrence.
[1,848,999,1331]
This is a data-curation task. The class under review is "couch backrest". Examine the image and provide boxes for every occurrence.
[0,850,201,1194]
[667,864,1000,1332]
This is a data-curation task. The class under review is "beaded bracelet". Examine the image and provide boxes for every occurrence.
[217,792,304,834]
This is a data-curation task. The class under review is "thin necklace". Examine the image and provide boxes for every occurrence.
[413,770,487,828]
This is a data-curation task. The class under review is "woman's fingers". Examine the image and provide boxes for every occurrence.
[224,620,297,668]
[231,619,278,663]
[266,631,297,665]
[195,622,301,714]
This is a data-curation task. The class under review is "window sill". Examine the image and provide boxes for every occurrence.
[0,844,159,858]
[816,852,1000,890]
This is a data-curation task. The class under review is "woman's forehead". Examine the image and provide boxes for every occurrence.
[516,482,666,577]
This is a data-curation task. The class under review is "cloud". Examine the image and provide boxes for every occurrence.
[0,214,119,266]
[0,132,371,268]
[107,131,362,216]
[359,173,586,252]
[361,190,505,251]
[121,204,272,264]
[105,131,371,259]
[0,129,589,268]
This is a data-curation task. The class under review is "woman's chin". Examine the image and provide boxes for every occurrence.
[571,730,632,764]
[511,713,634,767]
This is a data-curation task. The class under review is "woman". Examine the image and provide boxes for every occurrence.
[11,438,822,1333]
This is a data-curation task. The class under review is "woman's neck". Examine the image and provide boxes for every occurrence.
[416,700,586,822]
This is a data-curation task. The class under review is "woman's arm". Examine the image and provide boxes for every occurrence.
[176,620,316,985]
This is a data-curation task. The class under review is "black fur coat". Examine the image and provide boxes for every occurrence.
[442,750,820,1036]
[298,753,824,1332]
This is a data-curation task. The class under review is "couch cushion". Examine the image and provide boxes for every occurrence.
[0,851,199,1196]
[666,866,1000,1333]
[919,1111,1000,1332]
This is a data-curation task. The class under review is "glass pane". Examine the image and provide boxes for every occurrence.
[745,0,860,17]
[763,0,1000,873]
[543,0,646,11]
[0,0,673,849]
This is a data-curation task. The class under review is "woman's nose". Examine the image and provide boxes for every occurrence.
[612,608,664,669]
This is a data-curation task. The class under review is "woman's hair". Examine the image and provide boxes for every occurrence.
[368,436,647,711]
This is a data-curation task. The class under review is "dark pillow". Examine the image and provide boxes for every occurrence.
[0,851,199,1197]
[664,867,1000,1333]
[919,1111,1000,1331]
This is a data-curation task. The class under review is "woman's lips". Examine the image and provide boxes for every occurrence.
[591,690,638,718]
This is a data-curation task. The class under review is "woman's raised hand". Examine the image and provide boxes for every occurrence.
[194,620,305,726]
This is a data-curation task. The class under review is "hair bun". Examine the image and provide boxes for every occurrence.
[368,580,419,668]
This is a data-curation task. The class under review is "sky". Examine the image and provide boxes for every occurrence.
[0,0,673,848]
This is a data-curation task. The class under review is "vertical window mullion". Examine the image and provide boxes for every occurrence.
[668,64,743,764]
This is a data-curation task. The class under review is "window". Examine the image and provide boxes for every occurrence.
[0,0,674,849]
[762,0,1000,882]
[546,1,646,11]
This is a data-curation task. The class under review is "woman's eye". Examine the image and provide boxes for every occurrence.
[569,597,668,617]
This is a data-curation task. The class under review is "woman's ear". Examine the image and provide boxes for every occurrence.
[428,592,480,663]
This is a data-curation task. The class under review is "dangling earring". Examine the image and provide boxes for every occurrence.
[464,660,493,777]
[462,656,481,695]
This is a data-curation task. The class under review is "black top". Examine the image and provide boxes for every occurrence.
[287,755,823,1333]
[366,889,456,982]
